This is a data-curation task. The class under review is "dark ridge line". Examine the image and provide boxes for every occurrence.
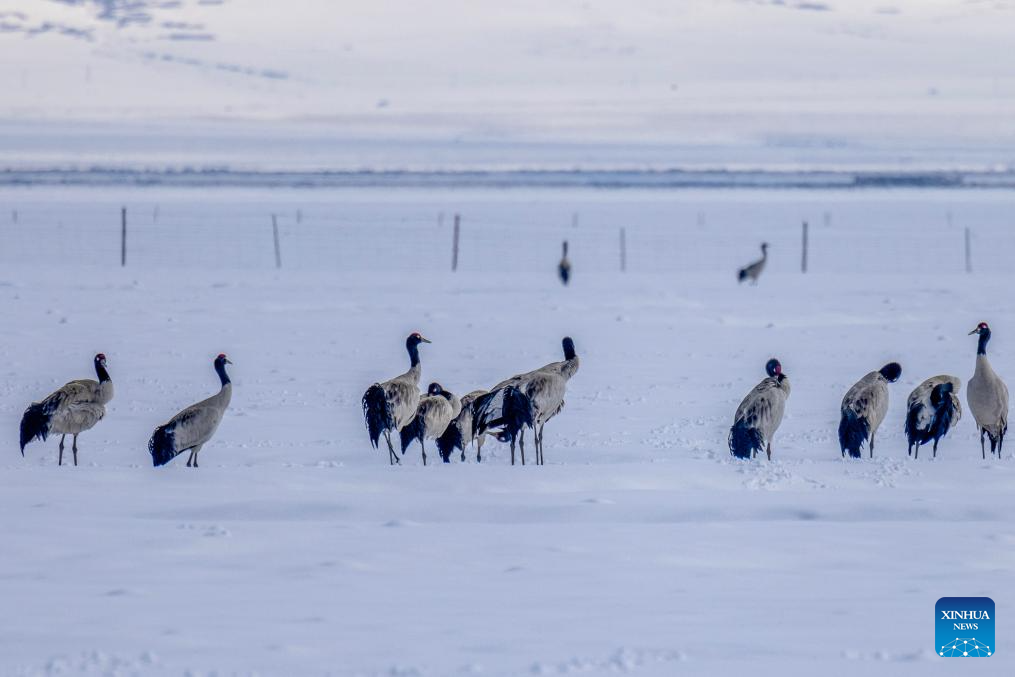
[1,168,1014,190]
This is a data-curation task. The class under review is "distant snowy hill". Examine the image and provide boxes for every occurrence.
[0,0,1013,169]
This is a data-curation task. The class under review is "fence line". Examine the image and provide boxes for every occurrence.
[0,197,1010,275]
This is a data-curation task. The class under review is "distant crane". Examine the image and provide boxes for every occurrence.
[967,322,1008,459]
[839,362,902,459]
[729,358,790,460]
[20,353,114,466]
[362,333,431,465]
[558,240,571,285]
[149,354,233,468]
[738,242,768,284]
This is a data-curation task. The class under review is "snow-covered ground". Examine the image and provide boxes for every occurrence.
[2,1,1015,170]
[1,186,1013,675]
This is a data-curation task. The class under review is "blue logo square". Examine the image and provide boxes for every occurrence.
[936,597,994,657]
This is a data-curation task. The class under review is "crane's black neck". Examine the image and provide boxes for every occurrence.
[562,337,576,361]
[978,329,991,356]
[94,361,110,383]
[215,360,231,386]
[407,341,421,367]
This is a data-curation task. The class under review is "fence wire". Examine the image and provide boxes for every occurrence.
[2,190,1013,275]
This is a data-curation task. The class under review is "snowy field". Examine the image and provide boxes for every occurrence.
[1,186,1014,675]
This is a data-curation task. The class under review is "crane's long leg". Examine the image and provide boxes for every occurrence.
[58,434,65,466]
[383,431,400,465]
[72,434,79,466]
[981,429,986,459]
[520,430,526,465]
[192,444,203,468]
[766,441,772,461]
[476,435,484,463]
[421,439,427,466]
[932,439,939,458]
[186,449,194,467]
[914,443,919,460]
[539,424,546,465]
[510,435,516,466]
[870,432,875,459]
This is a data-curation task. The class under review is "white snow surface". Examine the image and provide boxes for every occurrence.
[1,186,1013,675]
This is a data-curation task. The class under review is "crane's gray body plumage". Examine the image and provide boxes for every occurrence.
[477,337,579,465]
[906,375,962,458]
[400,383,457,465]
[967,325,1008,458]
[149,355,232,468]
[20,354,113,466]
[839,364,900,459]
[437,389,489,462]
[362,333,430,465]
[730,368,790,460]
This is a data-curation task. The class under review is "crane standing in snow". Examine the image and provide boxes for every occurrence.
[558,240,571,285]
[729,358,791,460]
[839,362,902,459]
[400,382,460,465]
[474,337,580,465]
[362,332,431,465]
[738,242,768,284]
[149,354,233,468]
[967,322,1008,459]
[905,375,962,459]
[436,389,489,463]
[20,353,114,466]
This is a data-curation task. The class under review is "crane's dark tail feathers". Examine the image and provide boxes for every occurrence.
[148,424,182,467]
[737,268,747,283]
[929,384,958,443]
[400,414,423,453]
[492,386,534,442]
[838,409,870,459]
[19,402,51,454]
[728,420,763,460]
[436,421,463,462]
[362,384,393,449]
[904,403,924,449]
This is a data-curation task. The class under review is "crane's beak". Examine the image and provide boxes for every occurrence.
[225,358,234,365]
[420,337,432,344]
[968,329,979,335]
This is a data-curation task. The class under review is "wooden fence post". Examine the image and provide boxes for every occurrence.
[452,214,460,271]
[965,227,972,273]
[801,220,808,273]
[272,214,282,269]
[620,227,627,272]
[120,207,127,267]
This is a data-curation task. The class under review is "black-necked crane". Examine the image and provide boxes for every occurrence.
[838,362,901,459]
[967,322,1008,459]
[729,358,790,460]
[475,337,580,465]
[400,382,459,465]
[436,389,488,463]
[149,354,233,468]
[20,353,114,466]
[905,375,962,459]
[362,332,431,465]
[473,384,534,465]
[737,242,768,284]
[558,241,571,286]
